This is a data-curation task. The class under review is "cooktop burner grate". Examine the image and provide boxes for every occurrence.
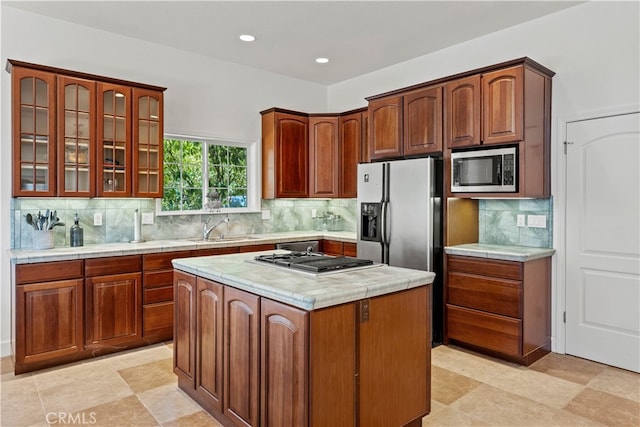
[254,252,374,273]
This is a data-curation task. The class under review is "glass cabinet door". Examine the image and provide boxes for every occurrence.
[57,76,96,196]
[133,88,163,197]
[12,67,56,196]
[97,83,131,197]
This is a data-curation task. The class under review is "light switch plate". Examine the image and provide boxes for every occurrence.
[517,214,526,227]
[311,209,317,218]
[141,212,154,224]
[93,212,103,226]
[261,210,271,220]
[527,215,547,228]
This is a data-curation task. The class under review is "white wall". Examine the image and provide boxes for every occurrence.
[327,1,640,352]
[0,6,328,356]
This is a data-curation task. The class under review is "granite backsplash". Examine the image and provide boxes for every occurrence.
[479,198,553,248]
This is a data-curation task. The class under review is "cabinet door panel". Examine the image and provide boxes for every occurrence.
[404,85,443,155]
[369,96,403,159]
[16,279,84,368]
[261,298,308,427]
[174,271,196,385]
[133,88,164,197]
[339,112,362,198]
[482,66,523,145]
[447,304,521,357]
[85,272,142,347]
[196,278,224,413]
[277,113,308,198]
[445,75,481,148]
[309,116,339,197]
[224,286,260,427]
[143,301,173,337]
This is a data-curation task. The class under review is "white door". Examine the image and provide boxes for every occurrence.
[565,112,640,372]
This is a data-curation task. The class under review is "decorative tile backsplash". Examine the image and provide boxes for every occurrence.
[11,198,357,249]
[479,198,553,248]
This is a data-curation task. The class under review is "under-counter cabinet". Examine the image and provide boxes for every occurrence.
[174,270,430,427]
[14,260,85,374]
[84,256,142,349]
[445,254,551,365]
[8,59,165,198]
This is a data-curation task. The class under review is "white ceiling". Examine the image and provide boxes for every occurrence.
[5,0,583,85]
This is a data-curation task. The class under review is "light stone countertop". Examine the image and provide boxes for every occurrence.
[444,243,555,262]
[8,231,356,264]
[172,250,435,310]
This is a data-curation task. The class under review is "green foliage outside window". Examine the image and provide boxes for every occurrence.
[162,138,248,212]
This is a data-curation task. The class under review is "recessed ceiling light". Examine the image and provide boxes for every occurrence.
[315,57,329,64]
[239,34,256,42]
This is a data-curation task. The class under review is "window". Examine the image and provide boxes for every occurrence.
[160,136,257,213]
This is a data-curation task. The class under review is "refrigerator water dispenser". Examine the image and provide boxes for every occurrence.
[360,203,382,242]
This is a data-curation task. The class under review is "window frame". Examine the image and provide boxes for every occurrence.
[155,133,260,216]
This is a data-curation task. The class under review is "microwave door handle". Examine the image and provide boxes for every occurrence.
[497,159,502,184]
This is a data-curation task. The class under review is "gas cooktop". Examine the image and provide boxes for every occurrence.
[253,251,374,273]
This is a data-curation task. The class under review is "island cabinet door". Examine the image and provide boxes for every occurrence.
[174,271,196,388]
[224,287,260,427]
[261,299,309,427]
[358,286,431,427]
[195,277,224,414]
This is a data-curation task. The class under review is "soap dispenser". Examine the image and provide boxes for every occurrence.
[70,212,83,247]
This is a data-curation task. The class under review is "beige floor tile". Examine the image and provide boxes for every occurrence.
[118,358,176,393]
[90,343,174,372]
[162,410,223,427]
[56,395,160,427]
[427,398,448,415]
[1,375,38,402]
[484,365,585,409]
[451,384,560,426]
[37,367,133,415]
[1,390,45,427]
[431,345,520,383]
[137,383,201,424]
[431,365,482,405]
[549,409,607,426]
[587,365,640,402]
[529,352,606,385]
[564,387,640,427]
[1,356,15,375]
[422,406,486,426]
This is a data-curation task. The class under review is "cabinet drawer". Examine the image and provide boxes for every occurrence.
[85,255,141,277]
[447,304,521,357]
[448,255,522,280]
[447,271,521,318]
[144,270,173,289]
[323,240,343,255]
[16,260,84,284]
[194,247,238,257]
[343,242,357,257]
[239,243,276,253]
[144,286,173,304]
[143,251,192,271]
[143,302,173,335]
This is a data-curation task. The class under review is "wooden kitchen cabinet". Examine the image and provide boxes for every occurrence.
[133,88,164,197]
[403,85,443,156]
[339,109,365,197]
[11,65,57,197]
[14,260,85,374]
[57,75,97,197]
[261,298,309,427]
[309,115,339,198]
[322,239,357,257]
[445,75,481,149]
[482,66,523,145]
[174,270,196,387]
[369,95,403,160]
[261,109,309,199]
[84,255,142,348]
[445,254,551,365]
[225,286,260,427]
[8,59,166,198]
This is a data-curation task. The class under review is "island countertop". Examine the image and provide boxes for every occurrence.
[172,250,435,310]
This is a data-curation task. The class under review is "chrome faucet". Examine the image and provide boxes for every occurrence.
[203,215,229,240]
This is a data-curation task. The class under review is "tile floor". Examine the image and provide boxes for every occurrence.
[1,342,638,426]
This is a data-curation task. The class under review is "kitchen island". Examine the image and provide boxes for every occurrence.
[172,250,435,427]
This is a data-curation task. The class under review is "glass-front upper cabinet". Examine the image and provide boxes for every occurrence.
[97,83,131,197]
[57,76,96,197]
[133,89,164,198]
[11,67,56,197]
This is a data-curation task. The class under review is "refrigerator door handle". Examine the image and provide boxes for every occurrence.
[381,200,390,264]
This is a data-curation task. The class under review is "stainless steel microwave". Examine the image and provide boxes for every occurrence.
[451,146,517,193]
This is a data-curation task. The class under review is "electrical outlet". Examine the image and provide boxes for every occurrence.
[141,212,154,224]
[93,212,103,226]
[527,215,547,228]
[261,210,271,220]
[517,214,526,227]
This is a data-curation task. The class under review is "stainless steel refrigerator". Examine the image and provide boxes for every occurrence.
[357,157,443,343]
